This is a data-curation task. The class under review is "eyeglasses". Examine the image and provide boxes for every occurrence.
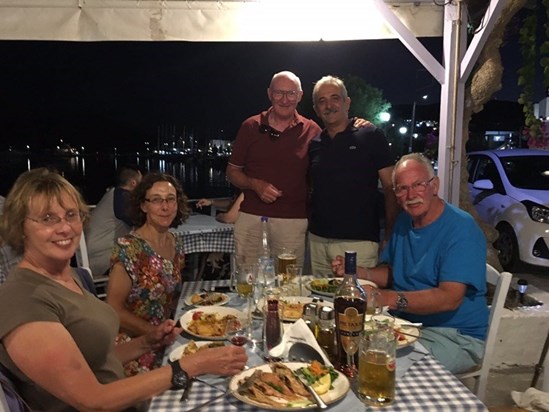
[271,89,299,102]
[259,124,281,141]
[394,177,435,197]
[145,196,177,206]
[26,210,85,227]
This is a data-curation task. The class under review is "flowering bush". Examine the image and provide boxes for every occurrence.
[525,121,549,149]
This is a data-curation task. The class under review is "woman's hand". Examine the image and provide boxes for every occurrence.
[180,345,248,378]
[331,255,345,277]
[145,320,183,350]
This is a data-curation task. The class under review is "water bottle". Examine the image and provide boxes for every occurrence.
[260,216,271,258]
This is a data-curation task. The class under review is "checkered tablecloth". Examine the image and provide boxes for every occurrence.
[172,214,235,254]
[149,280,488,412]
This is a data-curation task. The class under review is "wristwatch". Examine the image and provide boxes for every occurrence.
[395,292,408,311]
[168,359,190,390]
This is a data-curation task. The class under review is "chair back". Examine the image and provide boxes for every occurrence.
[0,363,26,412]
[458,263,512,402]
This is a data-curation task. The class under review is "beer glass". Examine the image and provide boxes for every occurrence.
[277,248,297,283]
[236,264,255,298]
[358,325,397,406]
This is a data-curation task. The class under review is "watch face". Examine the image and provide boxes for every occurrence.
[173,372,188,388]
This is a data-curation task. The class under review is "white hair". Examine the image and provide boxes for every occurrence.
[270,71,302,91]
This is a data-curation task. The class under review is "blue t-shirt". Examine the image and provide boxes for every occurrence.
[381,202,488,340]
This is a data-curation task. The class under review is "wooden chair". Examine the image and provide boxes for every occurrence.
[458,263,512,402]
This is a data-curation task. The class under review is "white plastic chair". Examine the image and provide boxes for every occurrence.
[457,263,512,402]
[76,233,108,300]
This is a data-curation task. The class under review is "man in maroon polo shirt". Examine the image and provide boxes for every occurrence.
[227,71,320,266]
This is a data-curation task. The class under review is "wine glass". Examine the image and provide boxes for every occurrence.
[225,317,249,347]
[343,339,359,378]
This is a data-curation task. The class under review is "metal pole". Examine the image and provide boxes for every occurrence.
[409,100,417,153]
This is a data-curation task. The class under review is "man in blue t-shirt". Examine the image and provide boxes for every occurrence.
[332,153,488,373]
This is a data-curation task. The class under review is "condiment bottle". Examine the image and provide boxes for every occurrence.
[317,306,336,363]
[263,299,283,361]
[302,303,317,335]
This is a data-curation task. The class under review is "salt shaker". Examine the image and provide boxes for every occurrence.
[302,303,318,335]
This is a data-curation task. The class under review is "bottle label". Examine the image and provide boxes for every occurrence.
[337,306,364,348]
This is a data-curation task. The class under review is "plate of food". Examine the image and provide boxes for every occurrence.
[183,291,230,307]
[168,340,225,361]
[230,361,350,410]
[364,314,421,348]
[255,297,334,322]
[180,306,245,341]
[306,277,377,297]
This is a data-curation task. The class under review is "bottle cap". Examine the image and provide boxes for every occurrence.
[318,305,334,320]
[302,303,317,318]
[261,216,268,222]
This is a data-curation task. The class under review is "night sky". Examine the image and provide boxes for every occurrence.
[0,36,529,152]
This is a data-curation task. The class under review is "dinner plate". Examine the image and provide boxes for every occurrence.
[183,292,230,307]
[364,314,421,348]
[306,277,377,297]
[180,306,246,341]
[255,296,334,322]
[229,362,350,411]
[168,340,225,361]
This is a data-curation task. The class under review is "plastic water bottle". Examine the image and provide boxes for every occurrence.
[260,216,271,258]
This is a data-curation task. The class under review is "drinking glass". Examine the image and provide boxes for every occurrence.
[285,264,303,296]
[235,263,256,299]
[342,338,359,378]
[358,326,397,406]
[366,289,382,315]
[225,317,249,347]
[277,248,297,283]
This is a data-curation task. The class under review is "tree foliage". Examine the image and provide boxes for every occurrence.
[342,75,391,126]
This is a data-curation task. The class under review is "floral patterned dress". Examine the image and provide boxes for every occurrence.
[111,231,184,376]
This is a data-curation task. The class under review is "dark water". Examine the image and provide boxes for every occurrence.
[0,152,232,204]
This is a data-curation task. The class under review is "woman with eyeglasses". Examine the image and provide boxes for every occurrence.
[106,172,190,376]
[0,169,248,411]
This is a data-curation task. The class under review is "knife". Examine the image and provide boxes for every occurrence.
[292,371,328,409]
[179,378,194,402]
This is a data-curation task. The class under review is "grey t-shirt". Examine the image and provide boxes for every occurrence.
[0,268,125,411]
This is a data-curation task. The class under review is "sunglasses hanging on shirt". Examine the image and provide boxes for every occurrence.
[259,124,281,141]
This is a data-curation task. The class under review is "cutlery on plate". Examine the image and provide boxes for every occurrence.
[292,371,328,409]
[398,330,433,342]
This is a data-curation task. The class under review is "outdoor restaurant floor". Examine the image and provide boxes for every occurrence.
[477,263,549,411]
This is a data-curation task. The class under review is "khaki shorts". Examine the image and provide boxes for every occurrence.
[234,212,308,266]
[308,232,379,275]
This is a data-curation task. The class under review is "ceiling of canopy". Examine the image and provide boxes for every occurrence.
[0,0,443,42]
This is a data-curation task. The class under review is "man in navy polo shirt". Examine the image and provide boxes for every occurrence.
[308,75,398,274]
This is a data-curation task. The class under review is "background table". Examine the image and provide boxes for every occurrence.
[172,214,234,254]
[172,214,235,280]
[149,280,488,412]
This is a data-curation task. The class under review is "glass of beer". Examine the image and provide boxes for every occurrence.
[358,326,397,407]
[277,248,297,283]
[236,264,256,299]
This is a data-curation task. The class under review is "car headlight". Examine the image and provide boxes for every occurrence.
[522,200,549,224]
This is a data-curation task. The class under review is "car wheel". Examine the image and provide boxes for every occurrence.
[495,223,520,271]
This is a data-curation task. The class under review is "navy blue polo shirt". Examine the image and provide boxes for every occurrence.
[308,122,393,241]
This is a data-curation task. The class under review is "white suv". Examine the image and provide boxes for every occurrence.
[467,149,549,271]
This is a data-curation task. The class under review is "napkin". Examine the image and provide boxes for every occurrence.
[269,319,333,367]
[511,387,549,411]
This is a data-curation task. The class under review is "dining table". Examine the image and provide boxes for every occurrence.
[148,279,489,412]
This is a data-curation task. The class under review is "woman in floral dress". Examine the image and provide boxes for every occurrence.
[106,172,190,376]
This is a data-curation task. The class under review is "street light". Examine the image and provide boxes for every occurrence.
[409,94,428,153]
